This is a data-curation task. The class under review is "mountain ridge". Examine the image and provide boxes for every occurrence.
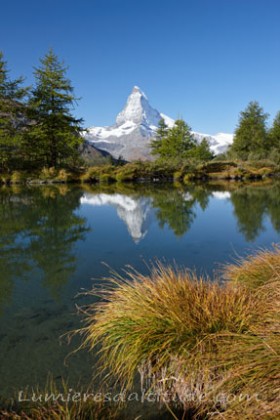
[84,87,233,161]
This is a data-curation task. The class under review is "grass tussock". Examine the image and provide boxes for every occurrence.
[222,246,280,289]
[78,249,280,418]
[0,380,120,420]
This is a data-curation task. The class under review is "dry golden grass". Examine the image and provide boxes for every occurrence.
[79,266,259,387]
[77,249,280,418]
[223,246,280,289]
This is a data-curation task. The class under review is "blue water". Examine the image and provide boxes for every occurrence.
[0,181,279,399]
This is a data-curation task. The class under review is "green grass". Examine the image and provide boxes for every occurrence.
[78,250,280,418]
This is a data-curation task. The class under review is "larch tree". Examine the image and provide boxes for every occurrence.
[151,119,197,161]
[0,51,28,171]
[230,101,269,160]
[24,49,83,169]
[269,111,280,149]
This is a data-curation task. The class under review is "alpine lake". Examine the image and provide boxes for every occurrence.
[0,180,280,407]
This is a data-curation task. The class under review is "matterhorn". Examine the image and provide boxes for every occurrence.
[84,86,233,161]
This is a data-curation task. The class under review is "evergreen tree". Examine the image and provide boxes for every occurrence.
[0,51,28,171]
[151,119,197,161]
[156,117,169,139]
[269,111,280,148]
[24,49,83,169]
[267,111,280,163]
[230,101,269,160]
[151,117,168,156]
[190,137,213,161]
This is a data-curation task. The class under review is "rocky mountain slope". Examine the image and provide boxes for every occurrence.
[84,86,233,161]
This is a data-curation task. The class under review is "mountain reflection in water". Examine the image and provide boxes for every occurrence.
[0,181,280,398]
[81,193,152,242]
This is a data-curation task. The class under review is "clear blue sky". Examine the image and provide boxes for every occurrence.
[1,0,280,134]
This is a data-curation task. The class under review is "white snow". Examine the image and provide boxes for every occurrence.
[81,193,137,211]
[86,121,137,140]
[192,131,234,155]
[116,86,162,127]
[80,193,151,242]
[84,86,234,158]
[160,113,175,127]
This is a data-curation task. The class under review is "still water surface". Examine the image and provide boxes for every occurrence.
[0,181,280,398]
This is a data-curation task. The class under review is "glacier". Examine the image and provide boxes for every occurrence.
[84,86,233,161]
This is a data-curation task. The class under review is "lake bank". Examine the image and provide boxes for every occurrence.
[0,160,279,186]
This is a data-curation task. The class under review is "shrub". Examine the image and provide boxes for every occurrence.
[11,171,24,184]
[40,166,57,180]
[56,169,70,182]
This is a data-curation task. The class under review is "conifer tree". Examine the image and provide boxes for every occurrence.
[151,117,168,156]
[191,137,213,161]
[24,49,83,169]
[269,111,280,149]
[267,111,280,163]
[152,119,196,160]
[0,51,28,171]
[230,101,268,160]
[156,117,168,139]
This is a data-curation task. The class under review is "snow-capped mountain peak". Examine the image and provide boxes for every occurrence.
[84,86,233,160]
[116,86,162,127]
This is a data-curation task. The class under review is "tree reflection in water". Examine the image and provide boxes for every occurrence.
[1,181,280,311]
[230,182,280,241]
[0,186,89,309]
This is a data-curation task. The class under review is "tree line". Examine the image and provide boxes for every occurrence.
[151,118,213,163]
[0,49,83,172]
[152,102,280,164]
[1,48,280,173]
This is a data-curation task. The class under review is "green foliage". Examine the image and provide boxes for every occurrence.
[40,166,57,180]
[152,119,214,165]
[269,111,280,148]
[23,49,83,169]
[230,101,269,160]
[81,164,117,183]
[151,120,195,160]
[151,117,169,157]
[156,117,169,139]
[190,137,214,161]
[267,111,280,163]
[10,170,24,184]
[0,51,28,171]
[151,118,197,160]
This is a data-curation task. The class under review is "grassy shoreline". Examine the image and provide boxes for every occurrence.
[0,160,279,186]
